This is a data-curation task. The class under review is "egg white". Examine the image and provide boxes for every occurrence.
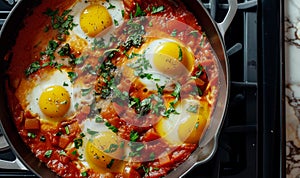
[26,69,75,121]
[26,68,94,123]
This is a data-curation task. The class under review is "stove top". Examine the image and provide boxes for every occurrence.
[0,0,285,177]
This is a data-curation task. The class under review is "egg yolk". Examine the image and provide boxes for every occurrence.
[152,42,194,76]
[85,131,124,173]
[80,4,113,37]
[39,85,71,118]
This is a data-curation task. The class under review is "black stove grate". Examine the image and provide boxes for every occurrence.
[183,0,258,177]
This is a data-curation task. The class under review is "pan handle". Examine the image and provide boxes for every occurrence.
[217,0,238,38]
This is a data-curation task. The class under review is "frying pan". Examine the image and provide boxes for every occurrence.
[0,0,237,177]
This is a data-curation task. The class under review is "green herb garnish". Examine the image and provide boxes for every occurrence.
[134,3,146,17]
[130,131,139,142]
[44,150,53,158]
[105,122,118,133]
[106,159,115,169]
[87,128,98,136]
[151,6,164,14]
[178,45,183,61]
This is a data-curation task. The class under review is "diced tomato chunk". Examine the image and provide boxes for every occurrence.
[58,135,70,149]
[142,128,160,142]
[158,154,171,167]
[67,147,79,161]
[122,166,141,178]
[24,118,40,130]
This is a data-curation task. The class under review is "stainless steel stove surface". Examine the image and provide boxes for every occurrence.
[0,0,284,177]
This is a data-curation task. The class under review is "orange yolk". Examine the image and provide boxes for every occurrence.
[152,41,194,76]
[39,85,71,118]
[80,4,113,37]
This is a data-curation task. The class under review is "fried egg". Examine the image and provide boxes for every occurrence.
[74,119,127,174]
[17,68,93,124]
[129,38,195,92]
[70,0,125,44]
[155,98,210,145]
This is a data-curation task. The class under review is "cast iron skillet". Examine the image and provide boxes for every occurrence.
[0,0,237,177]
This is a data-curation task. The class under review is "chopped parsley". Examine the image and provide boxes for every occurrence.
[74,138,83,149]
[67,71,78,83]
[114,19,119,26]
[134,3,146,17]
[59,150,67,156]
[121,10,125,17]
[27,132,36,139]
[105,122,118,133]
[156,84,165,96]
[139,73,153,80]
[129,97,152,116]
[171,29,177,37]
[151,6,165,14]
[81,87,93,96]
[86,128,98,136]
[199,33,207,47]
[122,19,146,49]
[74,103,79,110]
[163,83,181,117]
[40,40,59,60]
[178,45,183,61]
[44,150,53,158]
[186,104,199,113]
[195,122,200,129]
[57,43,71,57]
[127,52,151,76]
[149,152,156,161]
[92,38,106,50]
[81,171,88,177]
[195,65,204,78]
[65,126,70,135]
[130,131,139,142]
[106,159,115,169]
[25,61,41,77]
[43,8,77,41]
[107,3,116,9]
[128,142,145,157]
[63,82,69,86]
[104,144,119,153]
[189,30,199,37]
[40,136,46,142]
[95,116,104,123]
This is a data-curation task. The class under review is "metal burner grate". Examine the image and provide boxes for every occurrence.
[183,0,259,177]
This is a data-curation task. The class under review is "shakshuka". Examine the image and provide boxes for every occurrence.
[4,0,220,177]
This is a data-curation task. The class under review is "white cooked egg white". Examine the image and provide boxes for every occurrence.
[70,0,125,44]
[26,69,75,122]
[25,68,94,124]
